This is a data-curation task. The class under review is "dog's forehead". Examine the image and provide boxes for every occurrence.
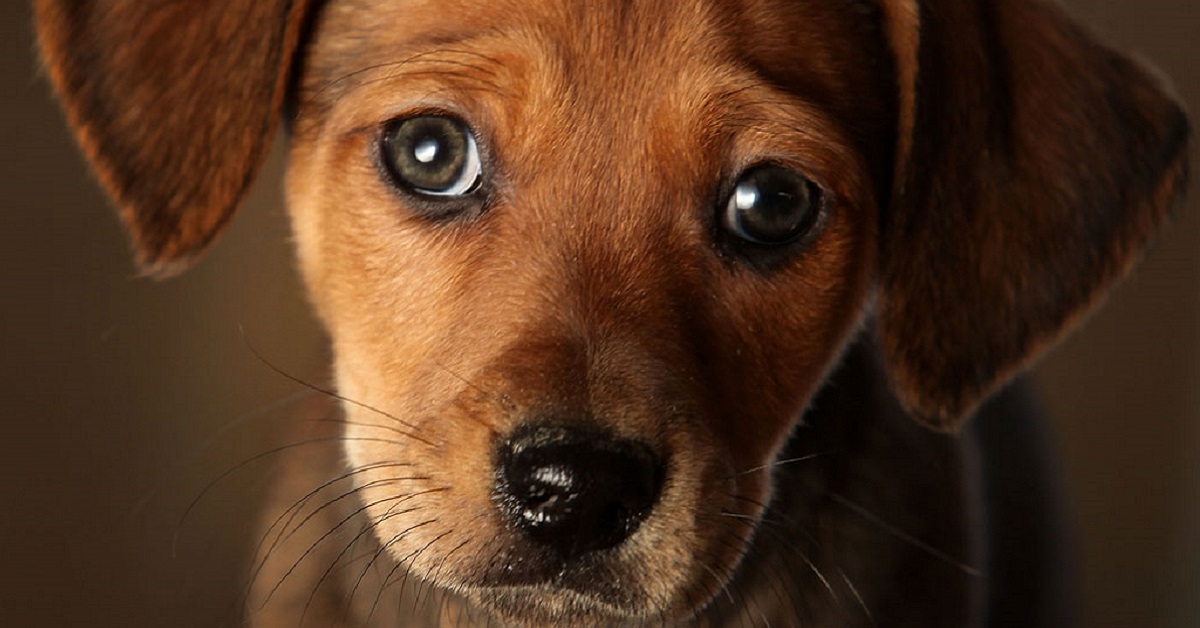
[299,0,892,135]
[313,0,880,52]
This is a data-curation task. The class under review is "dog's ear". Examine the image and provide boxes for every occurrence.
[35,0,315,275]
[876,0,1190,430]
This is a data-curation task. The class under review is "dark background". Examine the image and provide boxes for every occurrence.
[3,1,1197,626]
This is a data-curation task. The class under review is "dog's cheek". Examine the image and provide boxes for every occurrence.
[285,131,513,581]
[283,141,332,324]
[339,401,503,584]
[706,200,874,471]
[288,132,475,387]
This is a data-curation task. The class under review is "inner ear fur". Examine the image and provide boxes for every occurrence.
[35,0,316,275]
[878,0,1190,430]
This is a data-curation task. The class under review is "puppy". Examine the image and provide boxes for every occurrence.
[36,0,1189,626]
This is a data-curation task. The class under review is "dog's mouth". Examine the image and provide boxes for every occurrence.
[332,330,790,626]
[450,512,755,627]
[418,422,741,624]
[461,553,657,626]
[345,414,768,627]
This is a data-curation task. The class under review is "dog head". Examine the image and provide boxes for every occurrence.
[37,0,1188,625]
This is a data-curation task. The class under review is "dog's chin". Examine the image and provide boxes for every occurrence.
[435,532,736,627]
[468,585,656,628]
[448,553,671,627]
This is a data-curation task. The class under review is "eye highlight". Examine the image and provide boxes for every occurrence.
[381,115,482,197]
[722,165,821,246]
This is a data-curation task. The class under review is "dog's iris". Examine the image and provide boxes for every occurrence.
[382,115,482,197]
[724,165,820,245]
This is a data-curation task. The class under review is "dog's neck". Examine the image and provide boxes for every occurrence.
[694,341,981,628]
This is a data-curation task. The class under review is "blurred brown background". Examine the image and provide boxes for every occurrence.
[2,1,1197,627]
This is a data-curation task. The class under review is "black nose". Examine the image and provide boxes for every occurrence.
[495,424,663,558]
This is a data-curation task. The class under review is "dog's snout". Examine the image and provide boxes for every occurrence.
[496,425,663,558]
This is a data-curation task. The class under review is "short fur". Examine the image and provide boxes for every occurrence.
[36,0,1189,626]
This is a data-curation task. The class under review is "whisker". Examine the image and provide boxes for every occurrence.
[371,521,448,622]
[265,494,414,608]
[173,436,422,557]
[128,387,313,522]
[709,528,786,626]
[280,475,433,546]
[434,359,517,416]
[238,329,438,447]
[297,503,427,626]
[248,461,415,593]
[699,555,737,607]
[309,48,504,104]
[305,416,428,440]
[377,531,469,625]
[758,544,807,626]
[715,510,761,525]
[737,519,819,625]
[348,68,506,102]
[839,568,875,625]
[734,452,828,477]
[400,528,454,616]
[826,490,981,576]
[345,519,440,621]
[270,462,412,533]
[799,552,839,607]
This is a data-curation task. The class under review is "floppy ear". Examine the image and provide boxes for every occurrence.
[876,0,1190,430]
[35,0,316,275]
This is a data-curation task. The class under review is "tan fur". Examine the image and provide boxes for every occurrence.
[281,6,878,623]
[36,0,1188,626]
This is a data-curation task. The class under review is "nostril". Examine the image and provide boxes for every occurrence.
[495,424,663,558]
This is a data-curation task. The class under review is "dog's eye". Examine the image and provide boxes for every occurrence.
[723,165,820,245]
[381,115,482,197]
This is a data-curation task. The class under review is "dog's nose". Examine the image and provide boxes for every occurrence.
[496,425,663,558]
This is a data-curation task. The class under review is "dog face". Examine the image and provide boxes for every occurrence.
[284,1,887,621]
[36,0,1188,626]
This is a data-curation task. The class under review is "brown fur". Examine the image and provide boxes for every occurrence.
[35,0,1189,626]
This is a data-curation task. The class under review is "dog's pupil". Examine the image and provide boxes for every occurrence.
[401,119,463,187]
[413,138,440,164]
[725,165,818,245]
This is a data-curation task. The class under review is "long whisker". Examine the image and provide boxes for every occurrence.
[128,387,313,522]
[248,461,416,593]
[267,494,417,610]
[297,503,430,625]
[309,48,504,105]
[825,490,981,576]
[376,532,469,625]
[305,416,429,440]
[238,330,438,447]
[393,526,452,619]
[173,436,422,557]
[344,519,440,621]
[839,568,875,625]
[280,476,433,546]
[734,452,828,477]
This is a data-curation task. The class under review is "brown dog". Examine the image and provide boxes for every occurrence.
[36,0,1189,626]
